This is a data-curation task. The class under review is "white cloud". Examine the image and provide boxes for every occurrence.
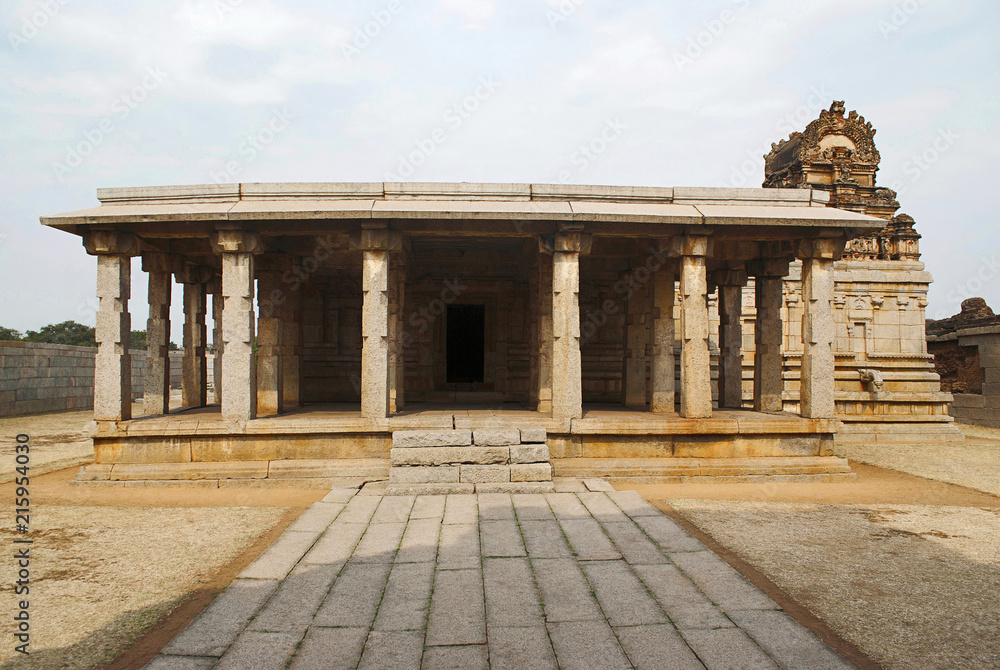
[436,0,497,29]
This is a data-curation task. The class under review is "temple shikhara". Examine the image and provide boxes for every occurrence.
[43,102,958,490]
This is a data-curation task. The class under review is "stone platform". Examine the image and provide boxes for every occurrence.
[77,405,852,486]
[143,486,857,670]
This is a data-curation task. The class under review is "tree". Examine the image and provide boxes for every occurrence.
[22,321,96,347]
[130,330,146,350]
[130,330,181,351]
[0,326,22,341]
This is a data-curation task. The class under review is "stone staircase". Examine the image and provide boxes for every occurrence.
[386,427,554,495]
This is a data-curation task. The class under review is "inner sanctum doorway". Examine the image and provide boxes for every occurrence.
[447,304,486,384]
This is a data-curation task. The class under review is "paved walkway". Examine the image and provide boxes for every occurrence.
[144,486,856,669]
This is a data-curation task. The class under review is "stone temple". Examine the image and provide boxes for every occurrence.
[42,102,957,490]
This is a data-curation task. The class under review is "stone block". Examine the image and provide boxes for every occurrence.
[389,466,460,484]
[510,445,549,464]
[238,530,321,580]
[473,429,520,446]
[390,446,509,466]
[392,430,472,448]
[215,631,299,670]
[161,579,278,657]
[680,628,780,670]
[426,568,487,646]
[385,483,474,496]
[290,627,368,670]
[110,461,268,481]
[511,463,552,482]
[460,465,511,483]
[420,645,488,670]
[546,621,632,669]
[77,464,112,481]
[476,482,555,494]
[519,427,547,444]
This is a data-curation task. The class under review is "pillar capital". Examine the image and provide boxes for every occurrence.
[175,264,216,285]
[710,269,748,287]
[669,235,713,258]
[83,231,139,257]
[210,230,262,254]
[797,237,846,261]
[141,252,184,274]
[747,257,791,278]
[554,232,592,255]
[351,229,403,252]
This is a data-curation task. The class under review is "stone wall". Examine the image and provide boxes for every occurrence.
[0,341,185,417]
[928,326,1000,428]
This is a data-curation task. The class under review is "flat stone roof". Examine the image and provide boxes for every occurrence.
[41,182,884,235]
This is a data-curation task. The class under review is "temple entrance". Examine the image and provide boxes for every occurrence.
[447,304,486,384]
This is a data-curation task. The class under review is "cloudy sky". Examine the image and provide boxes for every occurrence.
[1,0,997,343]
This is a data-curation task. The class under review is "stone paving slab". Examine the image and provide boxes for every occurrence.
[147,486,858,670]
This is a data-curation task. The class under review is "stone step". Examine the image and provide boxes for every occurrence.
[388,427,553,486]
[553,456,855,483]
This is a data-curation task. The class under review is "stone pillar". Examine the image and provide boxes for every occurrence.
[84,232,138,422]
[142,252,176,416]
[713,269,748,410]
[389,253,407,414]
[622,262,652,410]
[210,279,223,405]
[747,259,789,414]
[256,267,284,416]
[651,262,676,413]
[676,236,713,419]
[281,269,301,410]
[357,227,401,419]
[537,245,554,414]
[177,267,210,409]
[212,230,261,421]
[798,239,843,419]
[551,231,590,419]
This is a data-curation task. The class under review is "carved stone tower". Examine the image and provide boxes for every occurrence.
[764,101,921,262]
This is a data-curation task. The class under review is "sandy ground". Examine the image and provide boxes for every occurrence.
[625,430,1000,670]
[837,425,1000,497]
[0,503,290,669]
[0,411,94,482]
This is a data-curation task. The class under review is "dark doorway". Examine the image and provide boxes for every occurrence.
[447,305,486,384]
